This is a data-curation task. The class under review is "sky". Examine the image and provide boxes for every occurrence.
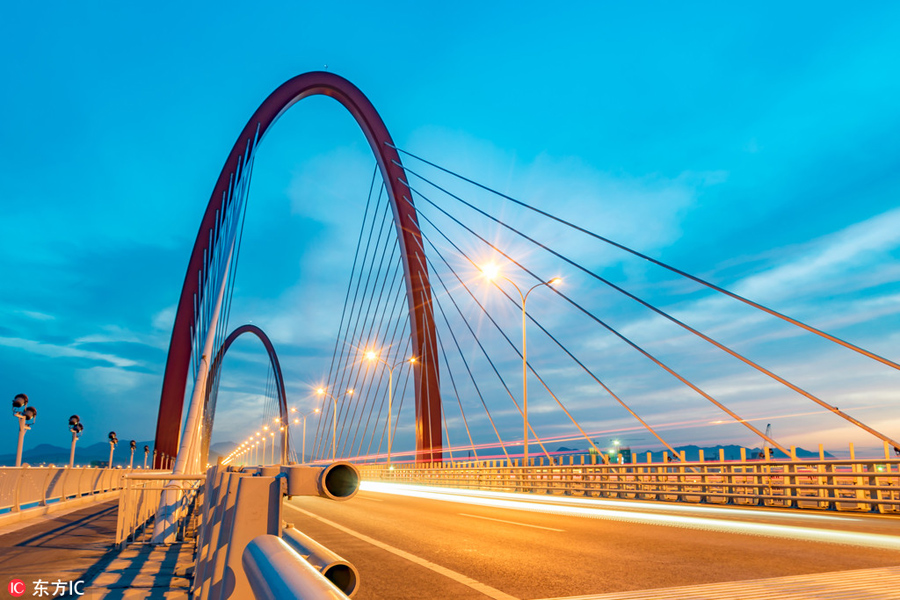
[2,3,900,461]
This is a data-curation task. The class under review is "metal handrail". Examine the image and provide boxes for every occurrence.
[360,458,900,514]
[243,535,347,600]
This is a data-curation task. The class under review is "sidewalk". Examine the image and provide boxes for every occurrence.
[0,499,194,599]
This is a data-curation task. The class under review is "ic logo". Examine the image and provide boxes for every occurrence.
[8,579,26,597]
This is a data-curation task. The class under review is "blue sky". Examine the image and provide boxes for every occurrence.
[2,3,900,460]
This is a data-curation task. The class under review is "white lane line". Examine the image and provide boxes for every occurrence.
[533,565,900,599]
[285,503,520,600]
[459,513,564,532]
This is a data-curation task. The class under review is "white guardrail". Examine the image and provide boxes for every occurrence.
[115,473,205,548]
[360,457,900,514]
[0,466,138,515]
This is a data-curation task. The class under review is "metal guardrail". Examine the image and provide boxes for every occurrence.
[0,466,135,514]
[115,473,205,548]
[243,535,348,600]
[360,457,900,514]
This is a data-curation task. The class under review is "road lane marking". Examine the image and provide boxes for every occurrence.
[458,513,564,532]
[533,564,900,599]
[285,503,520,600]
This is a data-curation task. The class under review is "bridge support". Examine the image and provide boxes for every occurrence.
[153,72,442,467]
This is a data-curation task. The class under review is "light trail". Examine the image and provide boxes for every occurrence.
[361,482,900,551]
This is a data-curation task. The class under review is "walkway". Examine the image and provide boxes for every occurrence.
[0,499,194,599]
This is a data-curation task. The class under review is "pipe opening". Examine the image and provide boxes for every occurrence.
[323,464,359,499]
[323,564,358,596]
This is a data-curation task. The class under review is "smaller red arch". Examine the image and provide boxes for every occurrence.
[203,324,290,465]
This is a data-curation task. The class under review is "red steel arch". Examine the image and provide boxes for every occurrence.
[154,72,442,467]
[203,324,290,465]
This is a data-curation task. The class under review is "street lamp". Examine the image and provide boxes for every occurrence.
[365,352,417,466]
[68,415,83,469]
[269,431,275,465]
[12,394,37,467]
[316,387,354,461]
[481,263,561,467]
[143,445,150,469]
[129,440,136,469]
[294,408,319,464]
[108,432,118,468]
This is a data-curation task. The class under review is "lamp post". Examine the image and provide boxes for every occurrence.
[108,432,118,468]
[269,432,275,465]
[316,388,354,461]
[293,408,320,464]
[481,263,561,467]
[144,445,150,469]
[68,415,83,469]
[12,394,37,467]
[129,440,136,469]
[365,353,417,466]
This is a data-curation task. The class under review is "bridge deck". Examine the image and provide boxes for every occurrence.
[0,499,193,599]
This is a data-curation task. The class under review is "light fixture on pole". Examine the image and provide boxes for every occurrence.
[365,352,417,466]
[67,415,83,469]
[144,445,150,469]
[481,262,561,467]
[108,432,118,468]
[129,440,137,469]
[12,394,37,467]
[294,408,320,464]
[269,431,275,465]
[316,387,354,461]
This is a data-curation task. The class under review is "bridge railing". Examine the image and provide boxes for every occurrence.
[0,466,135,516]
[359,457,900,514]
[115,473,205,548]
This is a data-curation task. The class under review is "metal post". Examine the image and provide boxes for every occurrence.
[302,416,307,464]
[69,430,78,469]
[130,448,135,469]
[332,396,337,461]
[262,437,267,466]
[521,290,528,468]
[388,365,394,466]
[108,441,115,468]
[15,415,27,467]
[270,434,275,465]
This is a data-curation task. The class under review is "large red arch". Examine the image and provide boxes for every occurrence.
[202,324,290,465]
[154,72,442,467]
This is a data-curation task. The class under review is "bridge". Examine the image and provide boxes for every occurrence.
[2,72,899,599]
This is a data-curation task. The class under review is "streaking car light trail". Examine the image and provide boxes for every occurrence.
[361,482,900,551]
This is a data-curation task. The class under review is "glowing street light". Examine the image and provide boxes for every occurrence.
[317,387,354,461]
[480,262,562,466]
[365,352,417,466]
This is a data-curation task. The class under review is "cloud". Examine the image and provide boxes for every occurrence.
[0,336,138,368]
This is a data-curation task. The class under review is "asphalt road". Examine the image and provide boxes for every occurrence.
[284,483,900,600]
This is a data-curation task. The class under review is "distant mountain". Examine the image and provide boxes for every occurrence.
[0,440,157,468]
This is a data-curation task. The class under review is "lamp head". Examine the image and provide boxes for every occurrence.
[480,262,500,281]
[108,431,118,445]
[548,277,563,287]
[314,408,320,413]
[68,414,80,428]
[12,393,28,411]
[130,440,136,450]
[144,445,149,453]
[316,387,325,396]
[346,389,354,396]
[22,406,37,423]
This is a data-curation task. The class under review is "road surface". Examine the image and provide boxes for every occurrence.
[284,482,900,599]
